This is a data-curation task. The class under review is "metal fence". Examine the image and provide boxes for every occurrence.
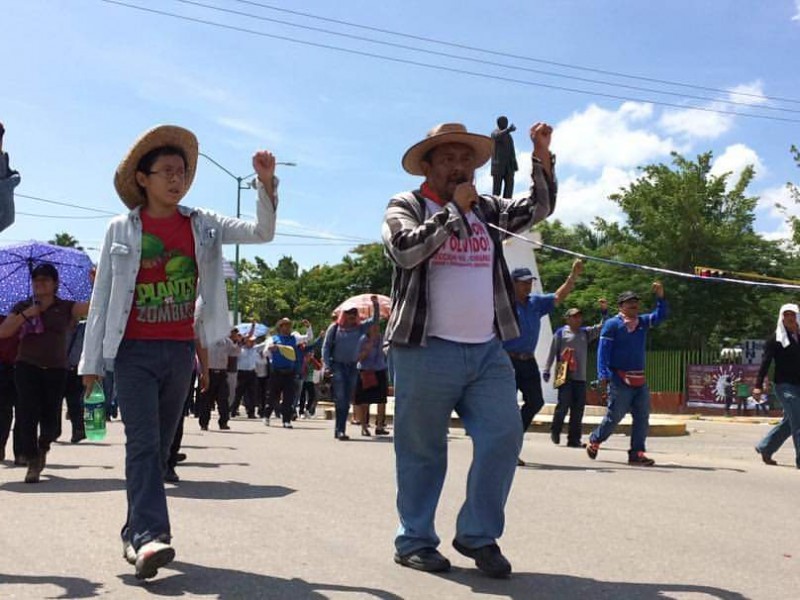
[586,348,720,393]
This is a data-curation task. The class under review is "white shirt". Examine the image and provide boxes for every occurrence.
[424,200,495,343]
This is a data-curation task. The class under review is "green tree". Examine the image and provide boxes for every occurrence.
[595,152,786,348]
[49,232,83,250]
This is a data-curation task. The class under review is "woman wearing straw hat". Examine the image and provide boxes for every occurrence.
[78,125,280,580]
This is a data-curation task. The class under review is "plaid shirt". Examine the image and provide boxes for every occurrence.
[382,153,556,347]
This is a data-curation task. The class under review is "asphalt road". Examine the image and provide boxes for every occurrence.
[0,413,797,599]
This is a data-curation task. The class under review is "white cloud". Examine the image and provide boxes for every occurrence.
[727,80,768,106]
[554,167,636,225]
[710,143,765,185]
[217,117,282,143]
[554,102,680,170]
[793,0,800,21]
[659,80,768,140]
[756,184,796,241]
[659,104,734,140]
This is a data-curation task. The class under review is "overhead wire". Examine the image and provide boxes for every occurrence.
[171,0,799,115]
[14,190,378,244]
[17,193,118,216]
[227,0,800,106]
[491,223,800,291]
[99,0,800,124]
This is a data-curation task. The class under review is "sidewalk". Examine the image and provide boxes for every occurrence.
[320,399,689,436]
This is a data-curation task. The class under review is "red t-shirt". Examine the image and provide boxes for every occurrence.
[124,210,198,340]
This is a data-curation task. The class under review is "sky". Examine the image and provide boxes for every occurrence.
[2,0,800,270]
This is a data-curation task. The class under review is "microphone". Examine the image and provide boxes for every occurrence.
[453,177,475,237]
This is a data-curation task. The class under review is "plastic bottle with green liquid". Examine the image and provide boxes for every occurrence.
[84,382,107,441]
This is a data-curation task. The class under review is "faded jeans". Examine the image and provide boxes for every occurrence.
[391,337,521,555]
[589,377,651,457]
[756,383,800,468]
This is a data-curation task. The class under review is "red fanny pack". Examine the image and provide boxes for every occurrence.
[616,369,646,387]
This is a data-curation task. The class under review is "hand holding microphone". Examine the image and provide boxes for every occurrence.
[452,178,478,213]
[452,178,479,237]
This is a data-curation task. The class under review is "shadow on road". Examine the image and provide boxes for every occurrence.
[435,568,751,600]
[0,573,102,599]
[519,463,617,473]
[179,461,250,468]
[119,561,404,599]
[165,480,295,501]
[0,477,295,501]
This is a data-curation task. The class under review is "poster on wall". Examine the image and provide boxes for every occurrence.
[685,364,762,408]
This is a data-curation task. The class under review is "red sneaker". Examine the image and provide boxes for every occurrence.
[586,442,600,460]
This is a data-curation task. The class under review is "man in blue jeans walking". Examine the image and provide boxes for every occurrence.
[587,283,667,466]
[382,121,556,577]
[754,303,800,469]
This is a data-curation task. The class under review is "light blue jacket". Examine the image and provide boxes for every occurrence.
[79,180,277,376]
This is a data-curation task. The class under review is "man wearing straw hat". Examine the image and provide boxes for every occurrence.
[383,121,556,577]
[79,125,280,580]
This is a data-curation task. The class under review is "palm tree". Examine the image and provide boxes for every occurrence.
[49,232,83,250]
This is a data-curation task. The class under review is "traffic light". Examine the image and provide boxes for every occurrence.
[694,266,725,278]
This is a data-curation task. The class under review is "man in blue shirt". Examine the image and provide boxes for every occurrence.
[503,259,583,466]
[587,283,667,466]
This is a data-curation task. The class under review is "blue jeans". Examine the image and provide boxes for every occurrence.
[756,383,800,468]
[332,362,358,436]
[115,339,195,551]
[589,377,650,457]
[391,337,521,555]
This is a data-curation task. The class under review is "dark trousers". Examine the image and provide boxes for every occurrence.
[492,171,514,198]
[268,369,295,424]
[197,370,230,428]
[63,367,85,440]
[256,376,269,416]
[14,361,67,460]
[168,391,194,469]
[551,380,587,445]
[115,339,194,550]
[299,381,316,415]
[0,363,20,459]
[511,357,545,433]
[233,370,257,417]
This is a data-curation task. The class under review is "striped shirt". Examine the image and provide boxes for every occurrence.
[381,153,556,347]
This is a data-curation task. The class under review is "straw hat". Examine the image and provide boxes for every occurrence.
[401,123,493,176]
[114,125,199,209]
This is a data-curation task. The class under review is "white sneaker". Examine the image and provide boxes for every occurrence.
[122,540,136,565]
[134,540,175,580]
[263,417,270,427]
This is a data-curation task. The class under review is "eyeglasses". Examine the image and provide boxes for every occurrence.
[147,169,189,181]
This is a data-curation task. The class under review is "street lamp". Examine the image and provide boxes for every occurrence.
[198,151,296,323]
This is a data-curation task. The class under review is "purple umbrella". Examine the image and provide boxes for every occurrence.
[0,241,93,315]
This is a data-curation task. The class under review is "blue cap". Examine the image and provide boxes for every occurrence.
[511,267,536,281]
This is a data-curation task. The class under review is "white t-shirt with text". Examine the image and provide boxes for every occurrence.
[425,199,496,343]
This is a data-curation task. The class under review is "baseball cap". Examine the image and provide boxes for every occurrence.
[510,267,537,282]
[617,290,640,304]
[564,307,582,318]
